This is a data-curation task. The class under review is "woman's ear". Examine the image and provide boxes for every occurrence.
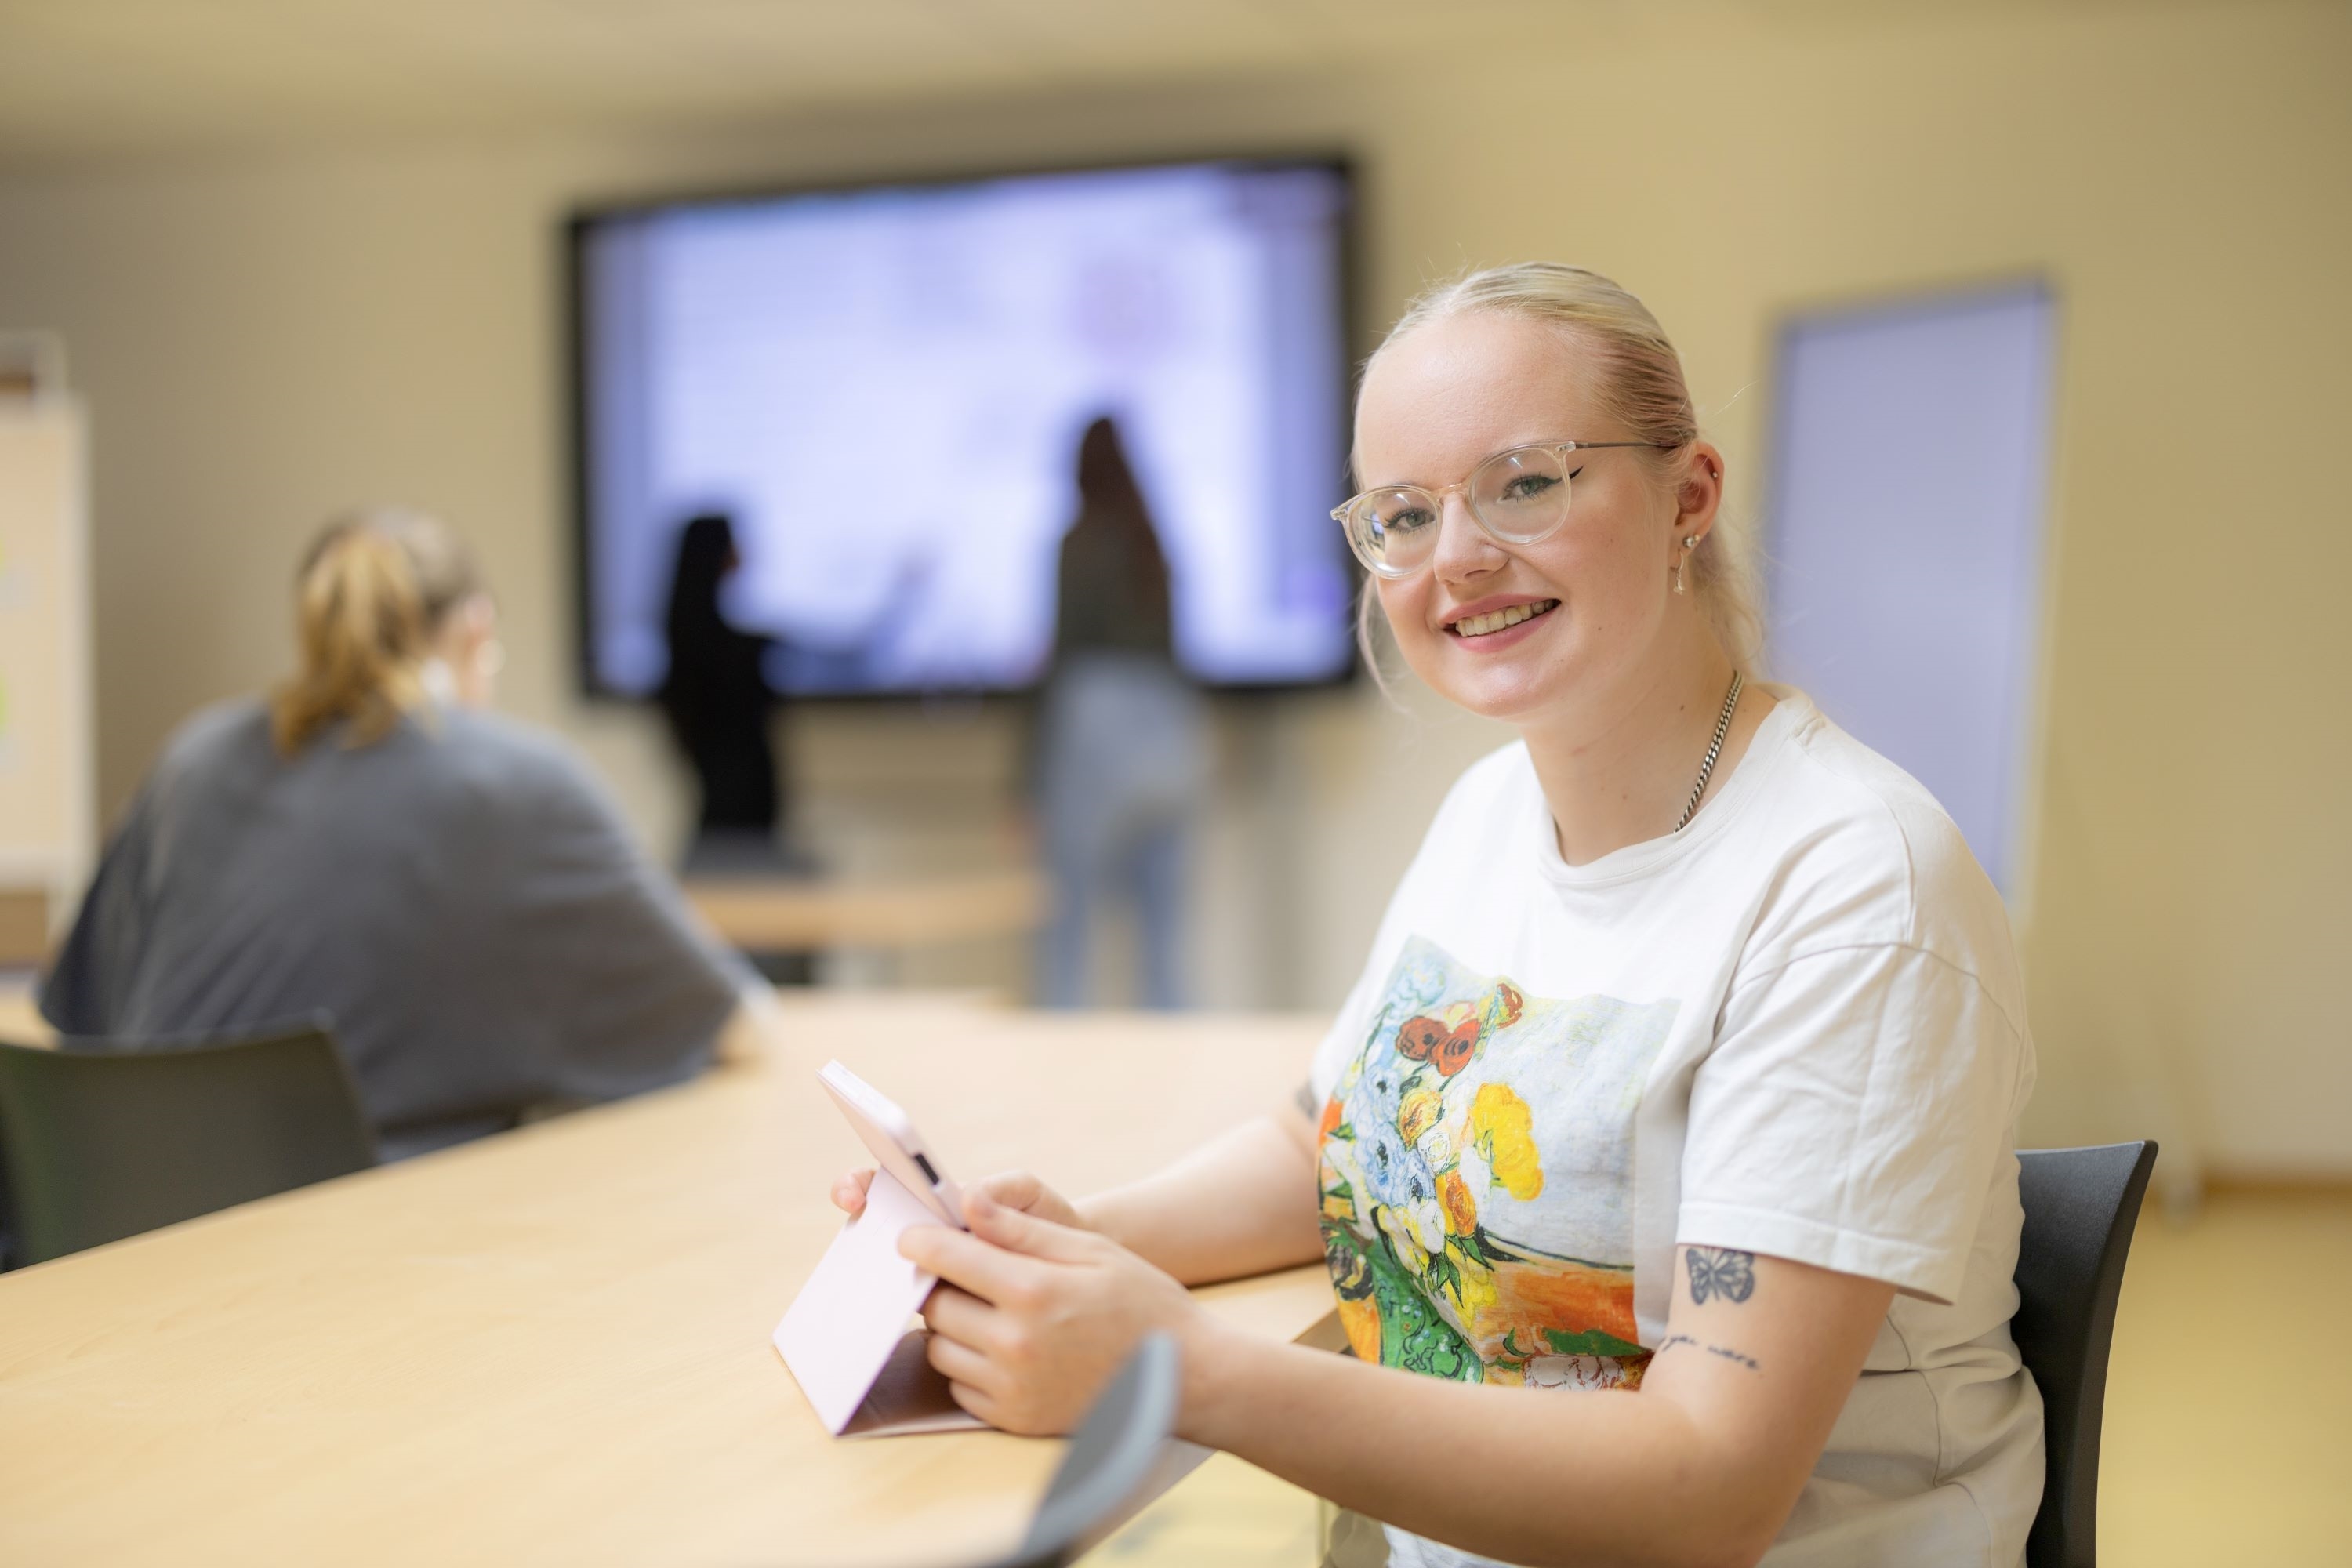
[1674,442,1726,535]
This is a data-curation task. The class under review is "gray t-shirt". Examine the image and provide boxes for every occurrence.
[41,699,746,1160]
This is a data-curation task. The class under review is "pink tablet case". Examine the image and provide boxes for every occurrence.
[773,1167,983,1436]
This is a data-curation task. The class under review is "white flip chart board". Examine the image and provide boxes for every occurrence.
[1765,283,2058,902]
[0,396,94,916]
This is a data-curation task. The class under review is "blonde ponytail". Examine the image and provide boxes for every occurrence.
[270,508,483,754]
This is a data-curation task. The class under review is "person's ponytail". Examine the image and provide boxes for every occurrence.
[269,509,481,754]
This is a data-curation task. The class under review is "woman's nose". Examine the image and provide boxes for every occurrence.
[1428,492,1504,579]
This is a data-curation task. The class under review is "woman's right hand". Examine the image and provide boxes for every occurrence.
[829,1167,1088,1232]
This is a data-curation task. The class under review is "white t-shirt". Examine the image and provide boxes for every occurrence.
[1308,689,2042,1567]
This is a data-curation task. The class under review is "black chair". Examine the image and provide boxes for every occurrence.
[2013,1141,2158,1568]
[0,1018,377,1267]
[982,1332,1187,1568]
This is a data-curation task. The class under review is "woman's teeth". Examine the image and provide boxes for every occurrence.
[1451,600,1558,638]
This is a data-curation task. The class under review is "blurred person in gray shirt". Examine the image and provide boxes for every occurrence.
[41,508,767,1160]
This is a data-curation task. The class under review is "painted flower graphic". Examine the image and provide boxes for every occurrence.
[1470,1081,1544,1202]
[1399,1083,1445,1145]
[1351,1058,1406,1127]
[1359,1117,1428,1211]
[1481,979,1526,1033]
[1439,1168,1479,1235]
[1432,1018,1480,1077]
[1325,1229,1374,1300]
[1394,1015,1447,1062]
[1314,937,1676,1390]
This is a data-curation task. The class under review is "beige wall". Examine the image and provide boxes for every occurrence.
[1,2,2344,1174]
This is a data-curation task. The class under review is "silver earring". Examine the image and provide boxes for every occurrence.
[1674,535,1697,595]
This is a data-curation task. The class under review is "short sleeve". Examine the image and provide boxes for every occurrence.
[1676,943,2027,1305]
[490,748,750,1104]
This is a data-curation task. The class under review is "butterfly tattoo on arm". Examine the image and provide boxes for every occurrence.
[1686,1247,1757,1306]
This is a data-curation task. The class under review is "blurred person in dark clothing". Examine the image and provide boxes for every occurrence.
[1033,416,1210,1009]
[41,508,767,1160]
[658,513,793,871]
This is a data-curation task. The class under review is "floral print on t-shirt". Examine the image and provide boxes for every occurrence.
[1319,936,1677,1391]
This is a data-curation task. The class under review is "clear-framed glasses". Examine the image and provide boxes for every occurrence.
[1331,440,1675,579]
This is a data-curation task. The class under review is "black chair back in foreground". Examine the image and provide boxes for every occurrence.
[983,1331,1188,1568]
[0,1018,377,1267]
[2013,1140,2158,1568]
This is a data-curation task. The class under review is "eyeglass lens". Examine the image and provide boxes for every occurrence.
[1348,445,1573,573]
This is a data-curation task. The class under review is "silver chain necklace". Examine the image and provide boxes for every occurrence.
[1674,670,1745,833]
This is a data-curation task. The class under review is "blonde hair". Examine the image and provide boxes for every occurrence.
[270,508,483,754]
[1356,262,1766,673]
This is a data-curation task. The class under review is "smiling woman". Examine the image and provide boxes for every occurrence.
[833,263,2043,1568]
[1342,267,1765,704]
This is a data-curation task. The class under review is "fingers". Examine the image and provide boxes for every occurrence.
[923,1327,1007,1399]
[829,1169,875,1216]
[920,1283,1005,1351]
[902,1223,1051,1305]
[969,1170,1086,1232]
[945,1377,1004,1429]
[971,1170,1047,1211]
[920,1290,1022,1424]
[962,1189,1094,1262]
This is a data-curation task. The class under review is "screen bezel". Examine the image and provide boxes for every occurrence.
[562,150,1363,704]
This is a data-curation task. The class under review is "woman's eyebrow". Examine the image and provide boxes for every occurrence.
[1357,437,1583,491]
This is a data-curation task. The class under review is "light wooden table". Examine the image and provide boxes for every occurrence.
[0,994,1334,1566]
[683,869,1047,953]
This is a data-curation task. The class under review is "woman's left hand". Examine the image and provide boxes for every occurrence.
[899,1188,1205,1436]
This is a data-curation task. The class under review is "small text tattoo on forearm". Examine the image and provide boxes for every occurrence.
[1658,1333,1761,1371]
[1686,1247,1757,1306]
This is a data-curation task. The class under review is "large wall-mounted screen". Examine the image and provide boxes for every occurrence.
[569,158,1356,698]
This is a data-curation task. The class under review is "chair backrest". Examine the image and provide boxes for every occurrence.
[2013,1141,2157,1568]
[985,1332,1184,1568]
[0,1018,378,1267]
